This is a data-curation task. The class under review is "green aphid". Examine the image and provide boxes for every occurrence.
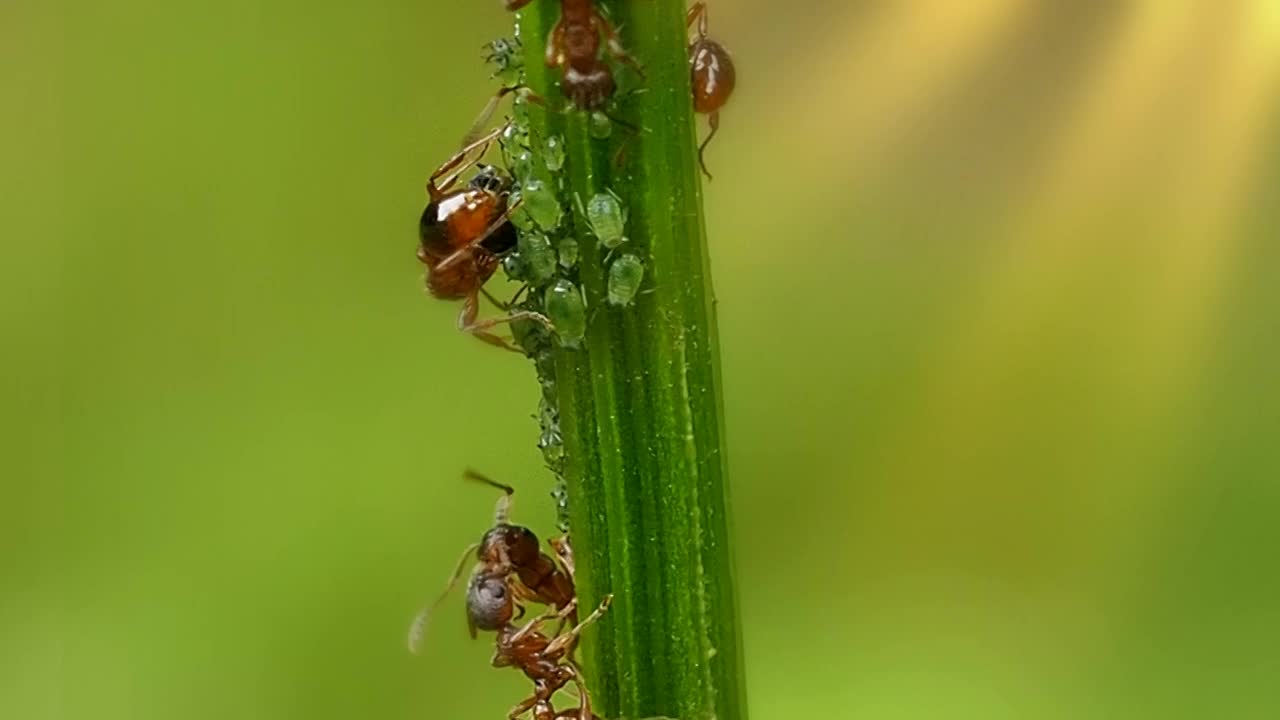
[607,254,645,307]
[483,37,524,85]
[501,249,526,281]
[521,178,563,231]
[544,279,587,348]
[579,189,628,249]
[589,111,612,140]
[519,232,557,286]
[510,150,536,183]
[544,135,566,172]
[557,236,579,269]
[508,191,536,232]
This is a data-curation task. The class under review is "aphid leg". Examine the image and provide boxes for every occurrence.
[480,283,530,313]
[605,111,642,169]
[542,594,613,657]
[697,111,719,181]
[406,541,481,654]
[427,124,508,200]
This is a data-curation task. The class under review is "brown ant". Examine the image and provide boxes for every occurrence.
[407,470,577,652]
[687,2,736,179]
[468,572,613,720]
[545,0,644,111]
[475,1,640,117]
[419,126,552,352]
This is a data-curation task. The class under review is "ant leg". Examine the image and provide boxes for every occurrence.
[697,111,719,181]
[549,536,576,579]
[594,12,644,78]
[427,124,508,200]
[406,541,481,654]
[687,2,709,38]
[508,598,578,644]
[504,0,535,9]
[506,694,540,720]
[457,294,554,354]
[461,85,561,147]
[545,18,568,69]
[542,594,613,657]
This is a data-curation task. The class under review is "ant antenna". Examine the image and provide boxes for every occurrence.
[407,541,481,654]
[464,469,516,525]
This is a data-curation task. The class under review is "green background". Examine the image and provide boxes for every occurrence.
[5,1,1280,718]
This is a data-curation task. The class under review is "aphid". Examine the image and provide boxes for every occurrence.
[517,178,564,232]
[687,2,736,179]
[407,470,576,652]
[607,254,645,307]
[544,280,587,348]
[484,36,524,85]
[518,232,559,287]
[418,126,552,352]
[578,190,628,249]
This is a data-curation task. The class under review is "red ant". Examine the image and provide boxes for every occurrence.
[687,2,736,179]
[407,470,577,651]
[468,573,613,720]
[418,126,552,352]
[496,0,641,111]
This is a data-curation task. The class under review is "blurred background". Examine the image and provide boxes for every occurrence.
[5,0,1280,718]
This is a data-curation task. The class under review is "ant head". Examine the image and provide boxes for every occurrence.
[479,524,541,568]
[466,571,514,633]
[469,164,510,195]
[562,65,615,111]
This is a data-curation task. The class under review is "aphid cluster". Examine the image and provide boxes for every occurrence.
[407,3,738,717]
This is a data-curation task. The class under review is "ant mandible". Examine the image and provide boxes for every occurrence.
[407,470,577,651]
[419,126,552,352]
[468,573,613,720]
[687,2,736,179]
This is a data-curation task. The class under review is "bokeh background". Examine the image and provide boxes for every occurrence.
[5,1,1280,718]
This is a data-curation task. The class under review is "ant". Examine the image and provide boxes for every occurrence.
[469,573,613,720]
[687,2,736,179]
[418,125,552,352]
[470,0,640,126]
[501,1,641,109]
[407,470,576,652]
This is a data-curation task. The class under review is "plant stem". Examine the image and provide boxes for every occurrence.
[509,2,748,720]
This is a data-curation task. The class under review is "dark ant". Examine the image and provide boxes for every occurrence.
[687,2,736,180]
[469,573,613,720]
[407,470,576,651]
[418,126,552,352]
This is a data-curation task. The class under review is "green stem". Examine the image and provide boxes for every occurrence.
[510,3,747,720]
